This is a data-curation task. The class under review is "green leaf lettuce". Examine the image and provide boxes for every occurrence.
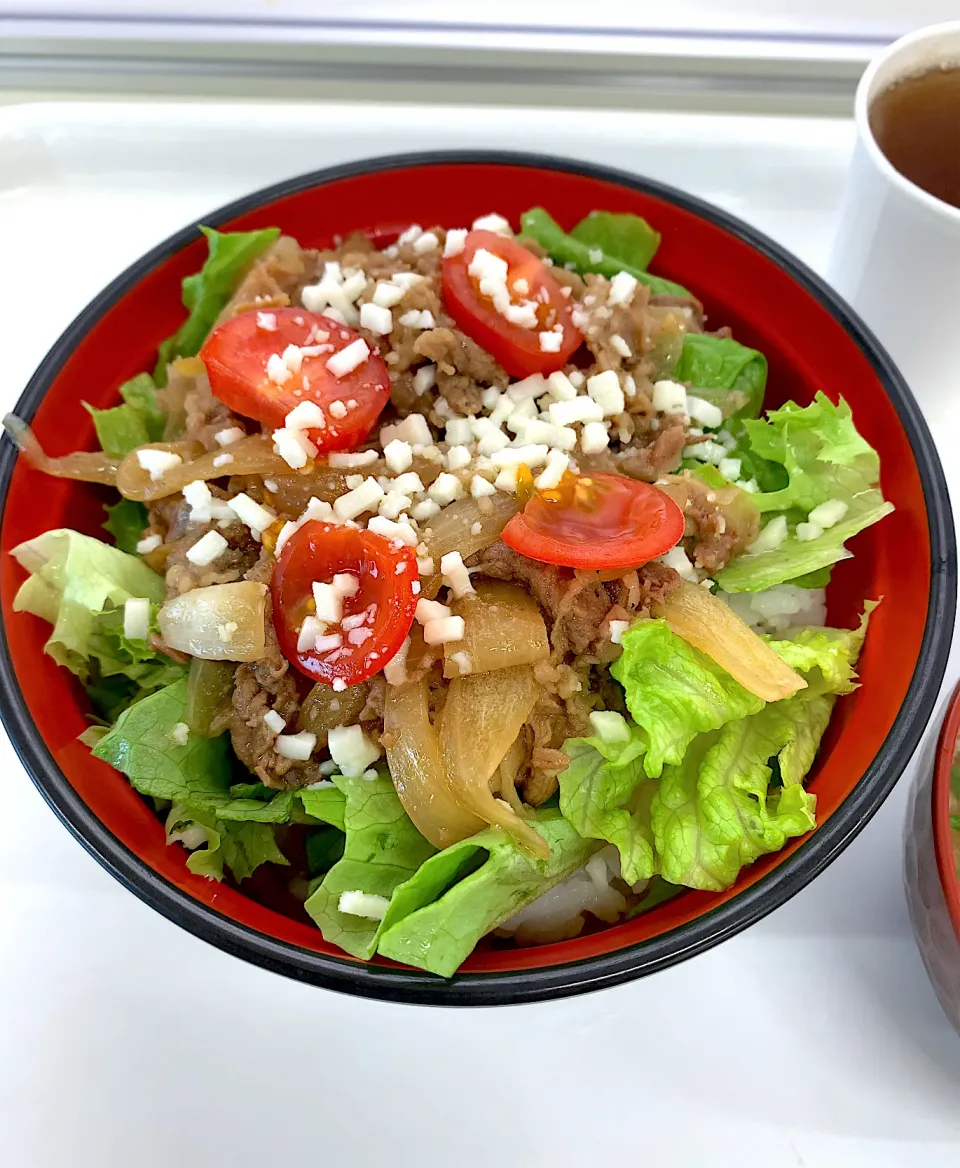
[102,498,149,555]
[519,206,690,298]
[716,394,893,593]
[610,619,764,777]
[672,334,768,420]
[376,810,599,978]
[154,225,280,383]
[11,528,182,717]
[84,373,167,457]
[303,771,435,960]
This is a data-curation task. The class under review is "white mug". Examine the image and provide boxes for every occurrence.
[828,22,960,436]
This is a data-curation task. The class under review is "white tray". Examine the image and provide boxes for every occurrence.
[1,100,958,1168]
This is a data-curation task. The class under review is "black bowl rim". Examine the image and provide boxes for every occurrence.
[0,149,954,1007]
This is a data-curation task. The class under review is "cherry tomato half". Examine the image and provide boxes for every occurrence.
[442,230,582,379]
[501,472,684,571]
[200,308,390,452]
[272,521,418,687]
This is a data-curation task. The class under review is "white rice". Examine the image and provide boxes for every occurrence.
[496,846,632,944]
[718,584,826,634]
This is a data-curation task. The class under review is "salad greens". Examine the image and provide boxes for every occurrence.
[85,373,166,457]
[715,394,894,593]
[103,498,149,555]
[11,529,184,718]
[519,207,691,298]
[651,727,816,892]
[167,804,290,882]
[611,620,764,777]
[561,610,871,891]
[743,393,884,515]
[304,771,436,959]
[672,334,768,420]
[559,722,656,884]
[93,678,304,881]
[154,225,280,384]
[568,209,661,272]
[376,810,599,978]
[93,679,233,805]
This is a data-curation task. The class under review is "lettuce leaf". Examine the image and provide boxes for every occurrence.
[770,605,873,697]
[92,679,232,805]
[11,528,181,716]
[519,207,690,297]
[715,492,892,593]
[84,373,166,457]
[569,210,661,271]
[564,608,873,885]
[743,393,883,515]
[92,677,328,883]
[715,394,893,592]
[154,225,280,384]
[102,498,149,555]
[165,803,288,883]
[12,528,165,662]
[611,619,764,777]
[651,724,817,892]
[558,721,657,884]
[672,334,768,420]
[298,784,347,830]
[303,772,435,960]
[376,810,599,978]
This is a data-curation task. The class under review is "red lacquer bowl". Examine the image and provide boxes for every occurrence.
[905,681,960,1032]
[0,154,954,1005]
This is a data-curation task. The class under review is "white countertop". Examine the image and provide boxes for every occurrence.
[1,100,958,1168]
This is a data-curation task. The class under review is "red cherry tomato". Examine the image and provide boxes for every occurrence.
[442,230,582,379]
[501,472,684,571]
[271,521,418,687]
[199,308,390,452]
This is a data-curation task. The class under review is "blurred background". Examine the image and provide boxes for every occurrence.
[2,1,958,114]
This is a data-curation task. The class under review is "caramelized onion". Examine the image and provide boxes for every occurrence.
[383,677,485,849]
[422,493,519,563]
[653,579,806,702]
[297,681,368,748]
[3,415,119,485]
[158,581,267,661]
[439,666,548,858]
[443,581,549,677]
[116,434,292,501]
[497,733,529,818]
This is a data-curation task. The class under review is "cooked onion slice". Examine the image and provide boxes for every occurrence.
[444,581,549,677]
[383,677,485,849]
[158,581,267,661]
[3,415,119,485]
[653,578,806,702]
[116,434,294,501]
[297,681,368,749]
[439,665,548,857]
[423,493,519,565]
[497,732,530,818]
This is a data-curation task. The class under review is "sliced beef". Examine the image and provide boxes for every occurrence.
[617,422,688,482]
[148,496,260,598]
[660,474,761,574]
[413,328,509,400]
[469,542,681,662]
[227,546,315,791]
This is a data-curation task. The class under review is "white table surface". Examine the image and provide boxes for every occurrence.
[1,101,959,1168]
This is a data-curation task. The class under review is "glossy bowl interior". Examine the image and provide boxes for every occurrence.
[905,681,960,1031]
[0,153,954,1005]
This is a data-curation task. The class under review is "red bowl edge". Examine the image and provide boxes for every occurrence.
[933,679,960,938]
